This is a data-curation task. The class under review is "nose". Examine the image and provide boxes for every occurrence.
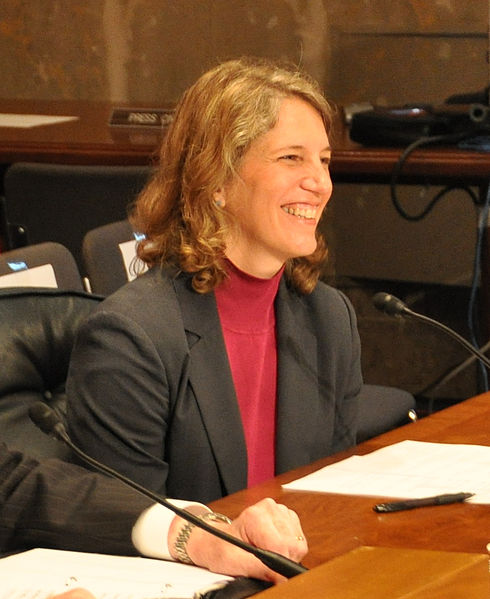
[301,161,332,196]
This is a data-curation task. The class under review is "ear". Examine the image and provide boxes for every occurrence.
[213,188,226,208]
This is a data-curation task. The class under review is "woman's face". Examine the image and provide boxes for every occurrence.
[218,97,332,278]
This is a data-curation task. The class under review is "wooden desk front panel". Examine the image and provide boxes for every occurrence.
[254,547,489,599]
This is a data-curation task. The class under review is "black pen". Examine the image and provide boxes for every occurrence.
[373,492,474,513]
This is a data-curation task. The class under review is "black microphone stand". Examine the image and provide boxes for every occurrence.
[373,292,490,370]
[28,402,307,580]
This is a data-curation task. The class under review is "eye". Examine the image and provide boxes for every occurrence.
[279,154,301,162]
[321,155,331,167]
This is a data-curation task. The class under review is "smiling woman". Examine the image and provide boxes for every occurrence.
[131,57,334,295]
[66,58,362,517]
[216,97,332,278]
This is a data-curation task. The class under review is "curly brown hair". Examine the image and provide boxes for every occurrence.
[131,57,333,294]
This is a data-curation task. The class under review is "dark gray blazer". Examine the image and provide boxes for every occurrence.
[66,267,362,504]
[0,443,152,554]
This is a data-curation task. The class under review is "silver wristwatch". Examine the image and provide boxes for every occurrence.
[173,511,232,564]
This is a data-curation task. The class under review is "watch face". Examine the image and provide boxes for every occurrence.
[201,512,232,523]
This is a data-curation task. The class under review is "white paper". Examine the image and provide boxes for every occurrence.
[0,113,79,128]
[119,239,148,281]
[0,548,232,599]
[283,440,490,503]
[0,263,58,288]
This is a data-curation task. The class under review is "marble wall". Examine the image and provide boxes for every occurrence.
[1,0,488,107]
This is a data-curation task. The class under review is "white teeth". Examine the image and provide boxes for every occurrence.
[282,206,317,219]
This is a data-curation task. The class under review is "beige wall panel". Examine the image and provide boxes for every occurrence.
[329,183,478,286]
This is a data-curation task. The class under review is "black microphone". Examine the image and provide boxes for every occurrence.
[373,292,490,370]
[29,402,307,579]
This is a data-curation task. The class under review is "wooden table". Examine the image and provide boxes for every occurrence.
[0,99,163,166]
[210,392,490,570]
[2,99,490,187]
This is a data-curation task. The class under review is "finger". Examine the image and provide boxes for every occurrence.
[51,590,97,599]
[236,499,308,560]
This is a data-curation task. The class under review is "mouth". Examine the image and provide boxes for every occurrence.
[281,204,318,221]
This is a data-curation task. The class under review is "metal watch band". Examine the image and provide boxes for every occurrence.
[173,512,232,564]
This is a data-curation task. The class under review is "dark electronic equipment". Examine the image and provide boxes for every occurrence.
[349,102,490,147]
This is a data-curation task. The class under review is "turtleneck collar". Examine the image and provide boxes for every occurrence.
[215,260,284,332]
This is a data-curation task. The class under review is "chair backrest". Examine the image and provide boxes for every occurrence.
[0,241,84,291]
[357,384,416,443]
[82,219,147,296]
[0,287,102,459]
[4,162,153,270]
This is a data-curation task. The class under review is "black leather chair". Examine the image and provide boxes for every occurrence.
[0,242,84,291]
[357,384,416,443]
[0,287,102,459]
[0,286,414,463]
[82,219,147,295]
[3,162,153,271]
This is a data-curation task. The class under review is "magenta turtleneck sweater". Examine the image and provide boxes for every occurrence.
[215,261,283,487]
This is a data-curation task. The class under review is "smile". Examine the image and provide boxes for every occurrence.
[281,205,317,220]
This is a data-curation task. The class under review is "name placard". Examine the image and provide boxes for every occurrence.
[109,107,174,128]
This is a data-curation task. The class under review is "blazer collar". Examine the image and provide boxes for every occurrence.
[172,274,248,495]
[275,280,320,474]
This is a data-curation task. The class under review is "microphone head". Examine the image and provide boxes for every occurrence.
[372,292,408,316]
[29,402,63,437]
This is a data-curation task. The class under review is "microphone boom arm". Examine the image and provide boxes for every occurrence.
[373,292,490,370]
[29,403,307,579]
[403,307,490,370]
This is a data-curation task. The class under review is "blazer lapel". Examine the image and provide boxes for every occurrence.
[275,281,320,474]
[173,275,248,495]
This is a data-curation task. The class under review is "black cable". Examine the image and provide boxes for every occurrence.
[389,132,481,221]
[388,127,490,395]
[392,183,478,222]
[467,184,490,391]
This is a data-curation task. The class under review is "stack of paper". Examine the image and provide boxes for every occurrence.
[283,440,490,503]
[0,113,79,128]
[0,548,232,599]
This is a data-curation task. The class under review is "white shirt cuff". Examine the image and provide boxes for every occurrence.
[131,499,210,560]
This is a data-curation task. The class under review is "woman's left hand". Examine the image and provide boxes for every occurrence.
[181,497,308,583]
